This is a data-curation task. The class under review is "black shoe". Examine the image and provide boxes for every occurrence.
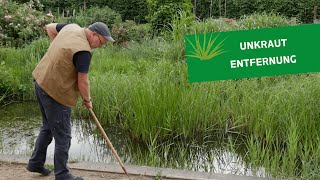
[26,165,51,176]
[68,176,83,180]
[60,175,84,180]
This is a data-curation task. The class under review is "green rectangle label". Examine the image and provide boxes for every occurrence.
[185,24,320,82]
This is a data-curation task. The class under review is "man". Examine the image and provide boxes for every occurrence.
[26,22,114,180]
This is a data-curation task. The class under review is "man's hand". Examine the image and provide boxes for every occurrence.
[82,99,93,109]
[45,23,58,41]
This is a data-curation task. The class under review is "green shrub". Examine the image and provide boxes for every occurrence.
[111,23,129,46]
[124,21,151,42]
[107,0,148,23]
[112,20,151,45]
[0,0,52,47]
[146,0,193,35]
[55,6,122,27]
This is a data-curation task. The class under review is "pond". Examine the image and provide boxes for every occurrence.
[0,102,265,177]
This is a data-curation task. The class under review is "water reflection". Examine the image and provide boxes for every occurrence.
[0,102,265,177]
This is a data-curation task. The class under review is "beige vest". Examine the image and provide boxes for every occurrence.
[33,24,92,107]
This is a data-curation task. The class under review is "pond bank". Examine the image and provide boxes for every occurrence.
[0,154,269,180]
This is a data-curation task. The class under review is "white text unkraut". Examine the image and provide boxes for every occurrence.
[231,38,296,68]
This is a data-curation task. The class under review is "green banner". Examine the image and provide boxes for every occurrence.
[186,24,320,83]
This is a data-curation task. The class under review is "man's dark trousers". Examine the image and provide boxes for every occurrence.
[28,81,72,179]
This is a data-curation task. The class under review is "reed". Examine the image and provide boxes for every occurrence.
[0,37,49,102]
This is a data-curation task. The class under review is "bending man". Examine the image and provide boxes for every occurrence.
[27,22,114,180]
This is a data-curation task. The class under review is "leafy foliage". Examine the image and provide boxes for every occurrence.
[112,20,151,46]
[107,0,148,23]
[0,0,52,47]
[192,0,319,24]
[146,0,193,35]
[38,0,148,23]
[55,6,122,27]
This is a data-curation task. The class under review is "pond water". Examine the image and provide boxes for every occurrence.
[0,102,265,177]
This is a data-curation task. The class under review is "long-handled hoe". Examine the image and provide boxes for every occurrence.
[88,108,131,180]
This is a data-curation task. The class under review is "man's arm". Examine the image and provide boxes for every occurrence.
[45,23,58,41]
[78,72,92,109]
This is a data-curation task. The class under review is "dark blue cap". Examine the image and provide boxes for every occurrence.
[88,22,115,42]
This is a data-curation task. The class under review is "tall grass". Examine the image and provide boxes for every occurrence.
[0,93,6,104]
[83,13,319,178]
[80,40,320,178]
[1,13,318,178]
[238,12,293,30]
[0,37,49,102]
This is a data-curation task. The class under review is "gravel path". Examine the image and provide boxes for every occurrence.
[0,162,170,180]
